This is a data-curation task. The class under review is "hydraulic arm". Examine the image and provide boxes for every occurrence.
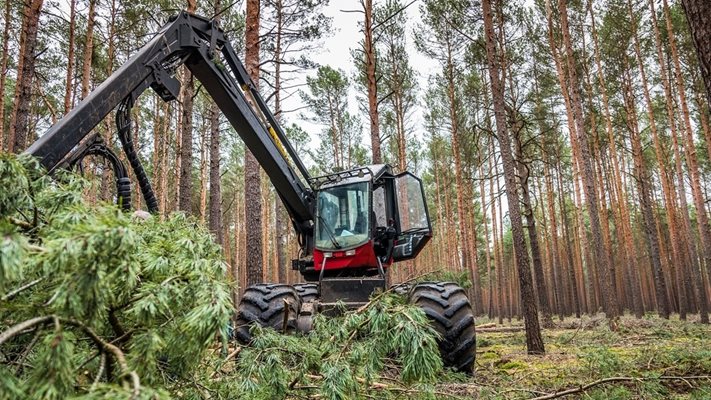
[25,12,315,254]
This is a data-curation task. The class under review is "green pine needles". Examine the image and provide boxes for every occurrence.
[225,294,447,400]
[0,154,456,399]
[1,154,232,399]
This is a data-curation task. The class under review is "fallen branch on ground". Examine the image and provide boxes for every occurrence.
[530,375,711,400]
[477,326,526,333]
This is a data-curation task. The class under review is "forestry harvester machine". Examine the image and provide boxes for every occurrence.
[24,12,476,372]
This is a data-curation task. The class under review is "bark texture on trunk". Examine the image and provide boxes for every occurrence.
[273,0,287,283]
[681,0,711,106]
[444,42,472,304]
[483,0,544,354]
[647,0,689,319]
[556,0,619,328]
[514,134,554,329]
[7,0,43,153]
[0,0,12,150]
[63,0,76,113]
[178,0,197,214]
[622,65,670,319]
[364,0,381,163]
[209,0,223,246]
[245,0,263,287]
[664,0,710,323]
[80,0,96,99]
[627,0,670,318]
[178,71,194,213]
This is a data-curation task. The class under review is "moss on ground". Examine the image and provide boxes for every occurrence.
[438,314,711,399]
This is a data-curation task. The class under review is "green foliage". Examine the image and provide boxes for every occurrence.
[580,346,625,377]
[221,294,449,400]
[419,270,472,289]
[300,65,368,173]
[0,154,233,398]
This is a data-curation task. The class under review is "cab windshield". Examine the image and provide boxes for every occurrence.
[316,182,370,250]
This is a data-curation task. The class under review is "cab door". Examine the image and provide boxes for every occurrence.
[392,172,432,262]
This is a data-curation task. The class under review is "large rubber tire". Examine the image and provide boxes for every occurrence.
[409,282,476,374]
[234,283,301,344]
[293,283,319,303]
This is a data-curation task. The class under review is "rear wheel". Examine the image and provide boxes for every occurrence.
[409,281,476,374]
[234,283,301,344]
[293,283,319,303]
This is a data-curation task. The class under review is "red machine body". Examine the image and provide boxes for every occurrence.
[313,242,393,272]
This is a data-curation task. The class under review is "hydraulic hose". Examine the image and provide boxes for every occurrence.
[116,97,159,214]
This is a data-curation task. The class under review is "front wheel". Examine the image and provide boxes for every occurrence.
[409,281,476,374]
[234,283,301,344]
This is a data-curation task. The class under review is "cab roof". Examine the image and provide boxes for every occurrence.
[308,164,392,189]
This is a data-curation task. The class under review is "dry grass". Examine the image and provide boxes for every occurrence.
[437,314,711,399]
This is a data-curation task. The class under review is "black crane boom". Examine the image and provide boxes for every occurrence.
[24,12,314,252]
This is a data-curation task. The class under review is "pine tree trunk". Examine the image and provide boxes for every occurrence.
[489,140,504,325]
[514,129,554,328]
[178,71,194,213]
[544,0,590,314]
[7,0,43,153]
[199,123,209,223]
[178,0,197,214]
[159,103,170,217]
[432,148,446,267]
[556,0,618,328]
[535,174,557,317]
[695,91,711,180]
[80,0,95,99]
[209,103,222,244]
[273,0,287,282]
[0,0,12,149]
[103,0,118,181]
[648,0,690,319]
[545,166,566,318]
[664,0,710,323]
[444,41,472,301]
[105,0,118,74]
[622,65,670,319]
[681,0,711,106]
[261,178,271,282]
[627,0,671,318]
[672,119,701,318]
[556,164,582,317]
[483,0,544,354]
[245,0,263,287]
[63,0,76,113]
[152,100,164,215]
[590,0,644,313]
[480,160,494,319]
[174,98,182,212]
[363,0,381,163]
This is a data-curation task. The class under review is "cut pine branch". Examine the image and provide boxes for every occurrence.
[530,375,711,400]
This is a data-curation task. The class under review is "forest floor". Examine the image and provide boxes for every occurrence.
[441,314,711,399]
